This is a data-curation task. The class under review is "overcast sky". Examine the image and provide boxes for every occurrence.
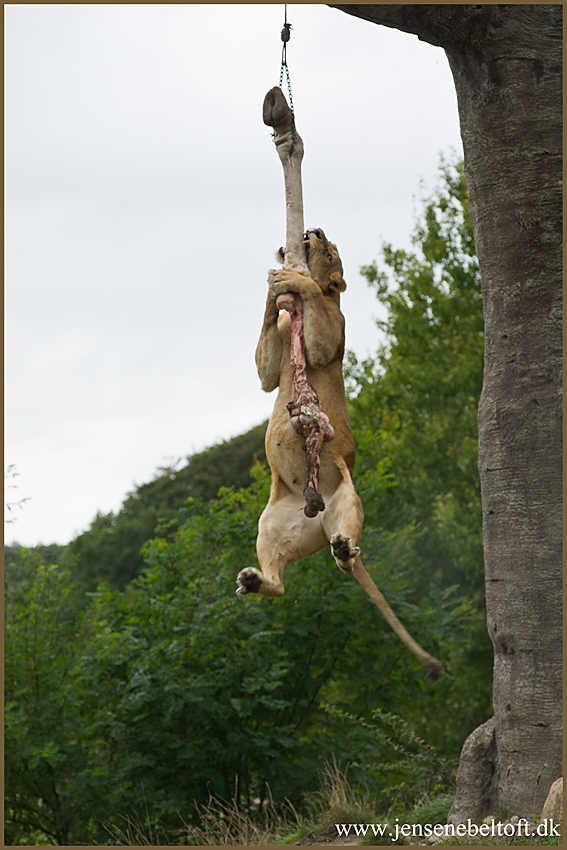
[5,4,463,547]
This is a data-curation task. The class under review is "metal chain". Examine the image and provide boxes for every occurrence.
[278,5,297,151]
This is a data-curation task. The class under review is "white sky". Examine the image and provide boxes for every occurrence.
[5,4,463,547]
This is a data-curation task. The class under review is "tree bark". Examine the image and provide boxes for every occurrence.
[329,3,562,820]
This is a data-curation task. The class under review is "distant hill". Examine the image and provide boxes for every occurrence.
[5,422,268,601]
[135,420,268,507]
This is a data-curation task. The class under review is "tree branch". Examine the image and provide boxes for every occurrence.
[327,4,495,50]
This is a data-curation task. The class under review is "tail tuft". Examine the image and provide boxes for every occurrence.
[425,663,442,682]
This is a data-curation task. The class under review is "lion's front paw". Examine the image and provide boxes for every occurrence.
[268,268,309,295]
[268,268,286,294]
[330,533,360,574]
[236,567,264,596]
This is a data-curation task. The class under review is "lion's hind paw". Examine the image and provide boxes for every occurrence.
[236,567,263,596]
[330,533,360,574]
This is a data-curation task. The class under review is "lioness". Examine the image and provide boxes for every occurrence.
[236,228,364,598]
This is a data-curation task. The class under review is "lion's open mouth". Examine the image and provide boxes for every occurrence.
[303,231,311,263]
[303,229,322,263]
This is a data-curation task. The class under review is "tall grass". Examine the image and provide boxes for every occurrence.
[307,757,380,831]
[101,782,303,846]
[101,798,174,846]
[100,768,561,846]
[180,785,302,846]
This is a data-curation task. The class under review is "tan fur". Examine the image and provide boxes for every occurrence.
[236,229,364,598]
[236,229,442,678]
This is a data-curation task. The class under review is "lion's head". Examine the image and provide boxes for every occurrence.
[305,228,346,295]
[275,228,346,297]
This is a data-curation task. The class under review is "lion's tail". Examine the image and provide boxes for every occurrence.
[353,557,442,681]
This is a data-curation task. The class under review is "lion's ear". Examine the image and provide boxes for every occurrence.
[329,271,347,292]
[275,247,286,265]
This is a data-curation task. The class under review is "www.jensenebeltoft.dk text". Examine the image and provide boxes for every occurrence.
[335,818,561,840]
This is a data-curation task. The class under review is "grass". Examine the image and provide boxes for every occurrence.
[409,792,455,826]
[99,762,562,846]
[101,782,303,846]
[100,761,377,846]
[101,810,172,846]
[180,786,303,846]
[307,757,382,833]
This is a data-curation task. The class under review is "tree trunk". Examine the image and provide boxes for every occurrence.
[329,3,562,820]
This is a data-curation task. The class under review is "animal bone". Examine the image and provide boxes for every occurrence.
[263,87,307,271]
[263,87,331,516]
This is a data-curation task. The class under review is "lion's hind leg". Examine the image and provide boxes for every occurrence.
[237,489,328,598]
[321,469,364,575]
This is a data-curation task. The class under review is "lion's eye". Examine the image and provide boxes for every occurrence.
[327,252,332,261]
